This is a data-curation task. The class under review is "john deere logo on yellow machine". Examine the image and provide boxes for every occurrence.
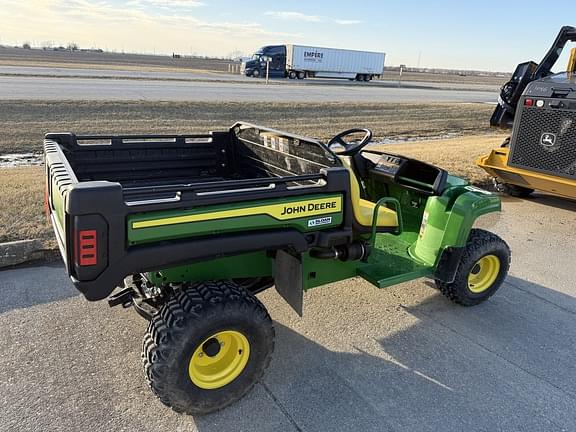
[540,132,556,147]
[132,196,342,229]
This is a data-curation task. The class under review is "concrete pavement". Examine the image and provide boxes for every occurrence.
[0,65,500,92]
[1,193,575,431]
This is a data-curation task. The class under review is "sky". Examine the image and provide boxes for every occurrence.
[1,0,575,71]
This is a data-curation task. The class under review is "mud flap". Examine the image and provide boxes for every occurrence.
[433,246,464,284]
[274,250,303,316]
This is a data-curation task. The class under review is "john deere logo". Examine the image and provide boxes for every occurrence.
[540,132,556,147]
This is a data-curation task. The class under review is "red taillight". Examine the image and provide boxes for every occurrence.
[76,230,97,266]
[524,98,534,107]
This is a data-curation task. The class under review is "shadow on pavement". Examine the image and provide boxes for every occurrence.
[199,276,576,431]
[2,261,575,431]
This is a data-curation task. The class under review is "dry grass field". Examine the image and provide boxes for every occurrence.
[0,101,494,154]
[0,166,53,246]
[378,134,506,184]
[382,71,506,86]
[0,101,504,246]
[0,46,234,72]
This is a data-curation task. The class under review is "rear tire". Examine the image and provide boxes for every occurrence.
[288,70,297,79]
[297,71,305,79]
[252,69,260,78]
[142,281,274,415]
[435,229,510,306]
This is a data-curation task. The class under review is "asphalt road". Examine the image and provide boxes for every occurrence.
[0,65,500,92]
[1,193,575,431]
[0,74,497,103]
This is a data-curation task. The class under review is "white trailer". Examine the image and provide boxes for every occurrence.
[285,45,385,81]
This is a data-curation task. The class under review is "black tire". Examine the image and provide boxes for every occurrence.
[288,70,297,79]
[252,69,260,78]
[502,183,534,197]
[364,74,372,82]
[297,71,305,79]
[142,281,274,415]
[435,229,510,306]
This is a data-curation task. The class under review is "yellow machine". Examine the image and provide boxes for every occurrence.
[477,26,576,199]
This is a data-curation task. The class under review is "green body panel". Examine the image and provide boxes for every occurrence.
[410,182,501,266]
[302,233,433,290]
[149,174,501,294]
[357,234,433,288]
[128,194,343,245]
[148,251,274,285]
[301,254,360,290]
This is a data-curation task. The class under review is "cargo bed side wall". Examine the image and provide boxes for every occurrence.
[66,133,230,187]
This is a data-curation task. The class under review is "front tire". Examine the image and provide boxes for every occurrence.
[142,281,274,415]
[435,229,510,306]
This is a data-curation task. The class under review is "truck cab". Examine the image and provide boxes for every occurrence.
[243,45,286,78]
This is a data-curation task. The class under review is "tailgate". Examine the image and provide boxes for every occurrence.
[45,138,75,265]
[44,138,110,282]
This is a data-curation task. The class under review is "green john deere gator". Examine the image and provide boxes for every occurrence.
[44,123,510,414]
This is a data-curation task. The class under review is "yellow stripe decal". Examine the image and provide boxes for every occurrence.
[132,196,342,229]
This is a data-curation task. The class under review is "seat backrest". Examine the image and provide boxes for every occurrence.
[340,156,398,228]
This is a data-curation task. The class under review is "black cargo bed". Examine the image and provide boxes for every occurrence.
[44,123,354,301]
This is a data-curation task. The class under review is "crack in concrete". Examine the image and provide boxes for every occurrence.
[260,381,304,432]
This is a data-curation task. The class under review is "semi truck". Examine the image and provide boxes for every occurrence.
[243,44,385,81]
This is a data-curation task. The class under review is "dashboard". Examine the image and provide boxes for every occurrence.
[363,151,448,196]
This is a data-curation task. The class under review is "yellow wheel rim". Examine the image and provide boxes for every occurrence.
[188,330,250,390]
[468,255,501,293]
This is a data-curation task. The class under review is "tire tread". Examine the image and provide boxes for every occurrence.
[142,281,274,415]
[436,229,510,306]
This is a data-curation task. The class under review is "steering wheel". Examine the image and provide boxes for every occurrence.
[327,128,373,156]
